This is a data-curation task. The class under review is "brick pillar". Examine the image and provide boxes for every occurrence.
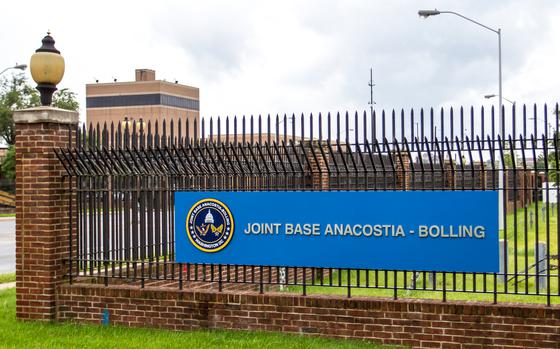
[503,170,510,213]
[306,141,330,190]
[479,165,487,190]
[394,151,411,190]
[304,141,330,190]
[519,171,527,207]
[14,107,78,321]
[443,160,455,189]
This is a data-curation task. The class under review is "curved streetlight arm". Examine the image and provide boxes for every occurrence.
[0,64,27,76]
[485,94,515,105]
[438,11,499,34]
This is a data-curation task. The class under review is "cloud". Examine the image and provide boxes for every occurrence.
[152,2,257,79]
[0,0,558,121]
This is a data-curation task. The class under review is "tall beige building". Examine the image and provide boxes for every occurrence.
[86,69,199,138]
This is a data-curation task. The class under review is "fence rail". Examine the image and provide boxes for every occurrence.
[57,104,560,304]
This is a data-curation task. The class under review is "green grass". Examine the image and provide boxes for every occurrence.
[0,273,15,284]
[502,201,558,294]
[0,289,401,349]
[284,201,560,305]
[284,270,559,305]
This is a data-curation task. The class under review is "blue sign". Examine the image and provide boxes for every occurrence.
[175,191,498,272]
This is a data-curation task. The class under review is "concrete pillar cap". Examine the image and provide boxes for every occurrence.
[13,106,79,125]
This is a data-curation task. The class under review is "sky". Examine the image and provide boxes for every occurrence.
[1,0,559,123]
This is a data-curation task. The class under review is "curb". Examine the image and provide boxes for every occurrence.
[0,282,15,290]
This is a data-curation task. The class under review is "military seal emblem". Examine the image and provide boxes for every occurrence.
[186,198,234,252]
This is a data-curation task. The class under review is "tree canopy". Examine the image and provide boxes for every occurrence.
[536,130,560,183]
[0,74,79,145]
[0,73,79,179]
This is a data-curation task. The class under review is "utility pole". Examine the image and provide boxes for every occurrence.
[368,68,375,117]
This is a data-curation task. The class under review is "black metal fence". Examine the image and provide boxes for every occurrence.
[56,104,560,304]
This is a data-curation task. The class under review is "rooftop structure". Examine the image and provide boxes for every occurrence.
[86,69,199,138]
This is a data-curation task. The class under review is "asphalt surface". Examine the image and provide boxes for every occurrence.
[0,219,15,274]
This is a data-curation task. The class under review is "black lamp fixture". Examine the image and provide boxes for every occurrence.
[30,32,65,106]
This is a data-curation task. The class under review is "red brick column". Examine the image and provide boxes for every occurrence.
[308,141,330,190]
[444,160,455,189]
[394,151,411,190]
[479,165,487,190]
[14,107,78,321]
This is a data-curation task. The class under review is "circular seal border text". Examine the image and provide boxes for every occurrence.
[185,198,234,253]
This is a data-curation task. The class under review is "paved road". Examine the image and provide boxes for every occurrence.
[0,219,15,274]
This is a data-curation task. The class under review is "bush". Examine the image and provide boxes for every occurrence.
[1,145,14,180]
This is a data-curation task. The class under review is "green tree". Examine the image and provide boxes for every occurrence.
[1,146,14,180]
[0,73,79,179]
[544,130,560,183]
[535,130,560,182]
[52,88,79,111]
[0,74,40,145]
[0,74,79,145]
[503,153,519,168]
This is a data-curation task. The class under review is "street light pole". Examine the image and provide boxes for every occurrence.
[368,67,375,118]
[419,9,504,230]
[498,28,503,139]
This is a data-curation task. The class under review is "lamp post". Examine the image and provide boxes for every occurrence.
[418,9,505,230]
[0,64,27,76]
[29,32,65,106]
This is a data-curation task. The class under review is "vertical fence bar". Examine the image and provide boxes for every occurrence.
[68,125,73,284]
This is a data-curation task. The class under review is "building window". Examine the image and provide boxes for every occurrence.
[87,93,199,111]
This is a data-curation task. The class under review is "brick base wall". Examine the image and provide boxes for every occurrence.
[57,284,560,349]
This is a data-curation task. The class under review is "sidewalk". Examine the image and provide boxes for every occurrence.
[0,282,15,290]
